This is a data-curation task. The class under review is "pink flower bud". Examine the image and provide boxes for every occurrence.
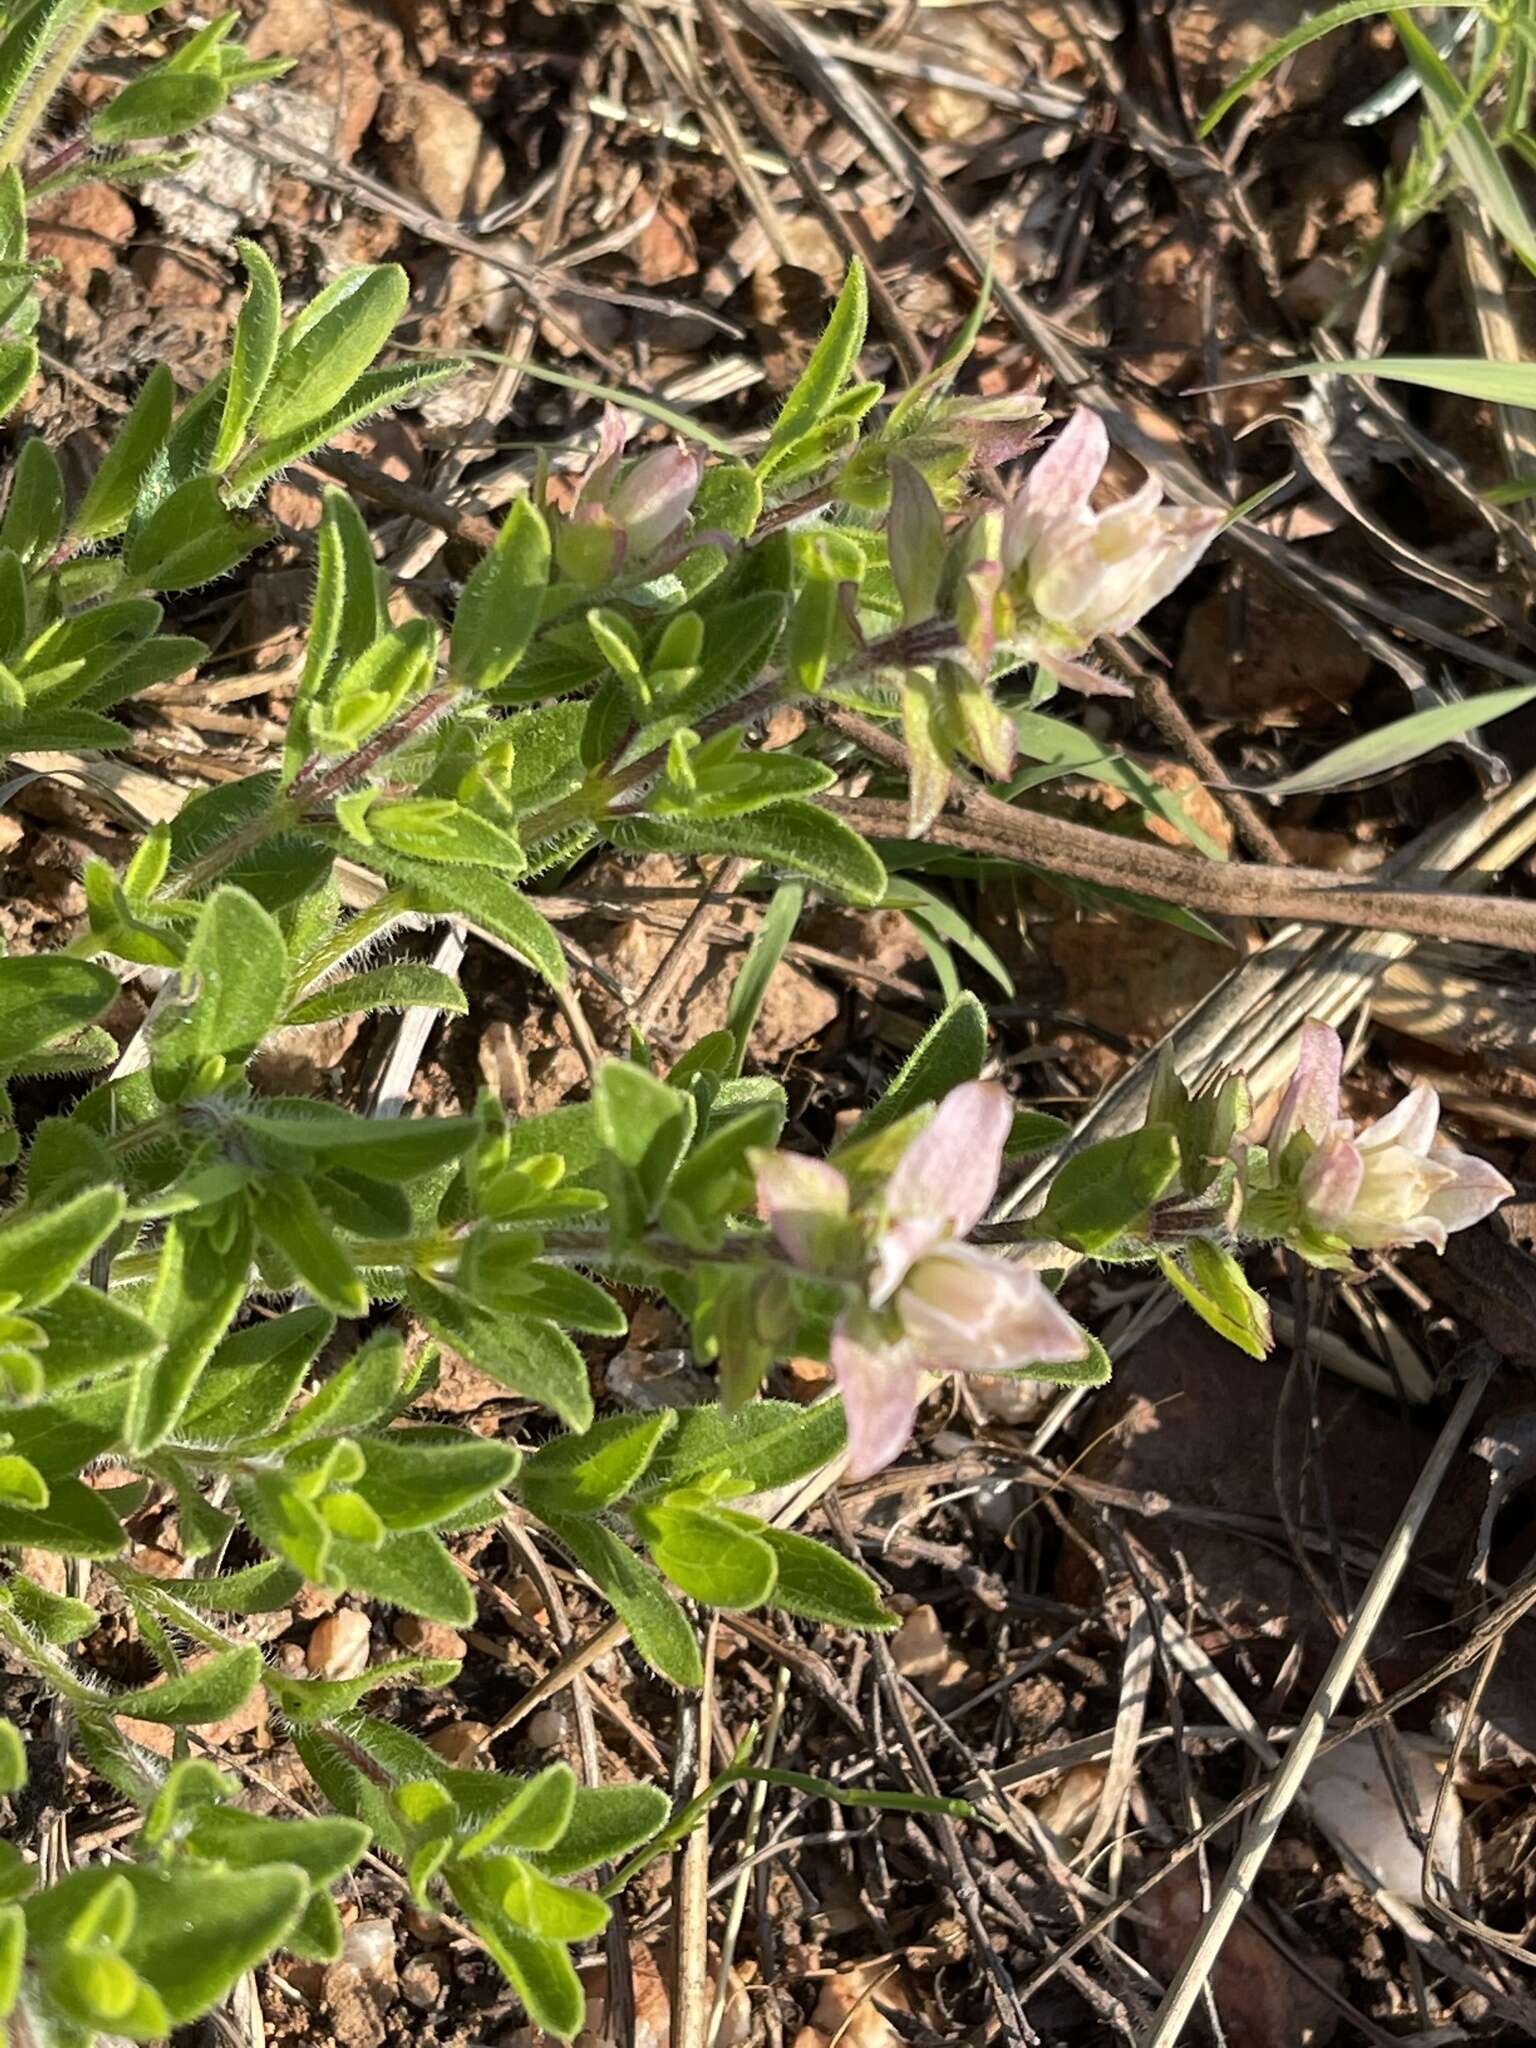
[608,446,702,562]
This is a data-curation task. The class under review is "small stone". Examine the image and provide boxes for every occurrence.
[376,79,505,220]
[307,1608,371,1681]
[17,1547,66,1594]
[400,1957,442,2010]
[30,184,136,293]
[527,1707,566,1750]
[506,1572,549,1624]
[144,85,333,248]
[426,1720,489,1766]
[392,1616,467,1661]
[340,1917,396,1988]
[890,1604,949,1681]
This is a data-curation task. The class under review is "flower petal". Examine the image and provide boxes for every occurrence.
[831,1315,923,1480]
[1358,1084,1438,1158]
[753,1151,849,1271]
[1424,1142,1513,1234]
[1008,409,1107,560]
[868,1216,947,1310]
[884,1079,1012,1238]
[897,1242,1087,1372]
[1090,509,1223,637]
[1271,1019,1344,1154]
[1298,1132,1364,1230]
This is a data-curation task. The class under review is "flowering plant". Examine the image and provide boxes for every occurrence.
[0,46,1513,2027]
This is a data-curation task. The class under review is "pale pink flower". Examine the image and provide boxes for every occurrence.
[1004,409,1222,651]
[755,1081,1087,1478]
[1270,1019,1512,1254]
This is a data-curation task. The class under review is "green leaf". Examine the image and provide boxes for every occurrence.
[111,1645,260,1726]
[851,990,987,1141]
[0,341,36,424]
[27,1863,308,2026]
[123,476,270,592]
[254,263,409,440]
[151,885,287,1086]
[534,1781,671,1878]
[0,1185,125,1309]
[610,799,885,906]
[638,1398,846,1498]
[468,1252,625,1334]
[0,1475,125,1556]
[498,1854,609,1941]
[0,436,63,567]
[259,1173,367,1318]
[521,1413,673,1520]
[594,1062,695,1227]
[725,881,802,1076]
[1397,13,1536,272]
[1006,710,1227,861]
[546,1513,702,1686]
[212,238,282,472]
[169,1559,304,1614]
[1197,0,1469,130]
[1250,684,1536,797]
[178,1306,332,1443]
[231,358,462,497]
[239,1103,478,1179]
[762,261,869,466]
[0,955,117,1064]
[407,1279,593,1431]
[1158,1240,1273,1359]
[129,1204,255,1451]
[451,498,551,693]
[326,1528,476,1625]
[7,1571,99,1644]
[461,1763,577,1855]
[184,1807,369,1886]
[30,1284,160,1391]
[1256,352,1536,408]
[272,1653,462,1725]
[286,963,467,1026]
[355,1431,520,1532]
[0,1900,20,2015]
[363,851,568,988]
[760,1527,896,1629]
[256,1329,406,1446]
[661,1101,783,1250]
[311,617,436,753]
[363,795,524,873]
[632,1500,777,1609]
[446,1866,585,2038]
[92,67,225,141]
[0,1720,24,1794]
[0,1454,46,1509]
[1042,1127,1181,1254]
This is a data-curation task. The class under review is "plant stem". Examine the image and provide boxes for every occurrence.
[819,706,1536,952]
[0,0,103,175]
